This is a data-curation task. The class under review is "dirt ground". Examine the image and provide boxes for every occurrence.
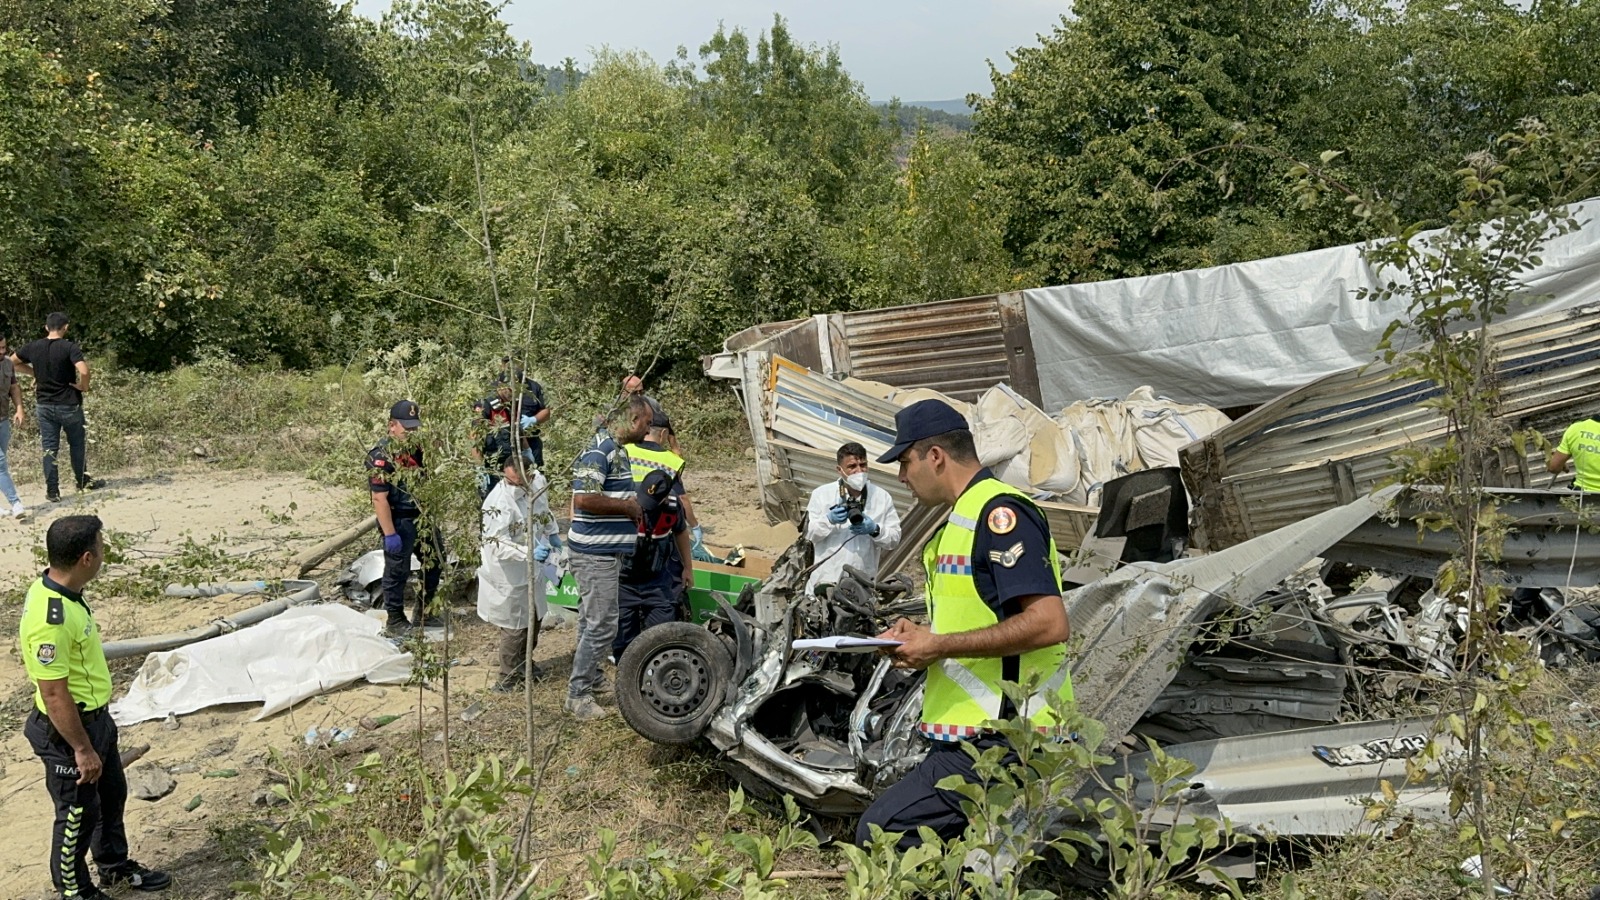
[0,461,782,900]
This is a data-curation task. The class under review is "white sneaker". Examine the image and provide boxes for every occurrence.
[7,501,21,517]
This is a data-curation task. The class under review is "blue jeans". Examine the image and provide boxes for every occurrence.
[37,403,88,495]
[0,418,19,504]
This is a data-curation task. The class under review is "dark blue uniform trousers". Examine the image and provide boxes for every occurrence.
[856,735,1017,850]
[613,570,677,660]
[26,708,130,898]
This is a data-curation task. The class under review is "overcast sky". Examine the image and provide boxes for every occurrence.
[349,0,1071,102]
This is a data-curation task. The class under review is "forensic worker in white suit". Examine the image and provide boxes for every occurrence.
[477,456,560,693]
[804,441,901,597]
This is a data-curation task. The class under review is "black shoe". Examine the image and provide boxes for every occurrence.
[64,889,114,900]
[78,476,104,492]
[99,858,172,891]
[416,615,445,629]
[46,489,61,503]
[491,672,525,694]
[384,615,415,636]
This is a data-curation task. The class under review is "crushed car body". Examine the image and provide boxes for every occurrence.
[615,480,1598,857]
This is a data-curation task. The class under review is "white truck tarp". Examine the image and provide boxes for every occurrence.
[1024,199,1600,409]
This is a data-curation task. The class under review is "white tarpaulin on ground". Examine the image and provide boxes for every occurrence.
[111,604,413,725]
[1024,198,1600,409]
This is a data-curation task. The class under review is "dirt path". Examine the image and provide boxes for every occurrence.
[0,460,780,899]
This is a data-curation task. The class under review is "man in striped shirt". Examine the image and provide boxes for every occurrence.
[564,395,648,720]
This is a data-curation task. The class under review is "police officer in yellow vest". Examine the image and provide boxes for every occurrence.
[20,515,171,899]
[612,398,694,661]
[856,399,1074,849]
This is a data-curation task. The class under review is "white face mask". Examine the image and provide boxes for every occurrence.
[844,472,869,492]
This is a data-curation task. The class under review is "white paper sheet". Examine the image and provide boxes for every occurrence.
[790,636,903,653]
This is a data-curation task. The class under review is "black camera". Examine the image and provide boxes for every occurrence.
[842,490,866,526]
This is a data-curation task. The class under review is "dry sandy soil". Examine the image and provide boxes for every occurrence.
[0,461,784,900]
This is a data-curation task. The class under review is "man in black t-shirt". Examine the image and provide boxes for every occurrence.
[10,312,99,503]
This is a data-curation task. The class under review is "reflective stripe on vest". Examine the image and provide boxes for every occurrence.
[919,478,1073,741]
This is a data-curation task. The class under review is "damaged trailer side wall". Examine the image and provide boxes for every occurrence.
[1184,301,1600,549]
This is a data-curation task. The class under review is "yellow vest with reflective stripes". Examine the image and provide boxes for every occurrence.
[623,443,685,489]
[919,477,1073,741]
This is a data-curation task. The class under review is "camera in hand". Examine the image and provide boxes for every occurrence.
[842,491,866,526]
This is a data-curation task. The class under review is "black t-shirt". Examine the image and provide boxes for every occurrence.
[16,338,85,406]
[965,469,1061,620]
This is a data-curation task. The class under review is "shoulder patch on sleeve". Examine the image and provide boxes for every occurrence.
[46,595,64,625]
[986,505,1017,535]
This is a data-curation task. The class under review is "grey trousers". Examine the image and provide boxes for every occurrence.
[497,618,540,678]
[567,551,623,699]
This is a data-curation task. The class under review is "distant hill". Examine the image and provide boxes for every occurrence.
[896,98,974,116]
[874,99,975,134]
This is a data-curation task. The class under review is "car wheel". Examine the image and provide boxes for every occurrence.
[617,622,733,745]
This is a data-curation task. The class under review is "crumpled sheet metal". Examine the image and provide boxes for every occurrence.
[1069,487,1401,746]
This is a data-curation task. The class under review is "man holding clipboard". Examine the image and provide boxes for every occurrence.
[855,399,1074,850]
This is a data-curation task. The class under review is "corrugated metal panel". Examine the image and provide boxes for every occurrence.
[840,295,1018,403]
[1185,302,1600,547]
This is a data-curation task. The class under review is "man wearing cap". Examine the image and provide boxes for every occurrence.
[368,400,443,635]
[565,394,647,720]
[21,515,171,899]
[612,399,694,661]
[11,311,100,503]
[856,399,1073,850]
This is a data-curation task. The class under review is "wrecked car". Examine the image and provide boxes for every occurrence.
[614,481,1600,868]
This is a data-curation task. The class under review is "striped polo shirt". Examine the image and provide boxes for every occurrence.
[567,435,637,554]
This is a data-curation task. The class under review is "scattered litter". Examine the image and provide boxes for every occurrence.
[184,794,203,812]
[203,769,239,779]
[344,782,358,794]
[360,714,404,730]
[564,765,580,777]
[304,726,357,747]
[451,657,477,667]
[460,701,485,722]
[163,712,180,731]
[252,789,288,808]
[202,736,237,758]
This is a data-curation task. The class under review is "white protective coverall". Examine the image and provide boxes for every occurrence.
[804,478,902,597]
[477,472,560,629]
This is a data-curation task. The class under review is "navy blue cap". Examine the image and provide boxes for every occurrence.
[877,399,971,463]
[389,399,421,428]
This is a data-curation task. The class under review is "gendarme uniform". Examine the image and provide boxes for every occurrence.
[918,474,1074,742]
[20,574,128,899]
[857,468,1072,848]
[612,440,687,659]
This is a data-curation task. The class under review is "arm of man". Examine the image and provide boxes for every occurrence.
[804,484,837,542]
[38,679,102,784]
[869,488,902,550]
[74,359,90,394]
[10,349,32,377]
[571,446,642,522]
[1548,451,1571,474]
[572,492,642,520]
[8,373,20,424]
[882,594,1069,670]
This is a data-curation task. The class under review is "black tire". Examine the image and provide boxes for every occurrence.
[616,622,733,745]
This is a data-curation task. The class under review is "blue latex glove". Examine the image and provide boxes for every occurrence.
[533,542,551,563]
[827,503,850,524]
[519,414,539,430]
[691,525,705,545]
[849,515,876,536]
[383,533,403,555]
